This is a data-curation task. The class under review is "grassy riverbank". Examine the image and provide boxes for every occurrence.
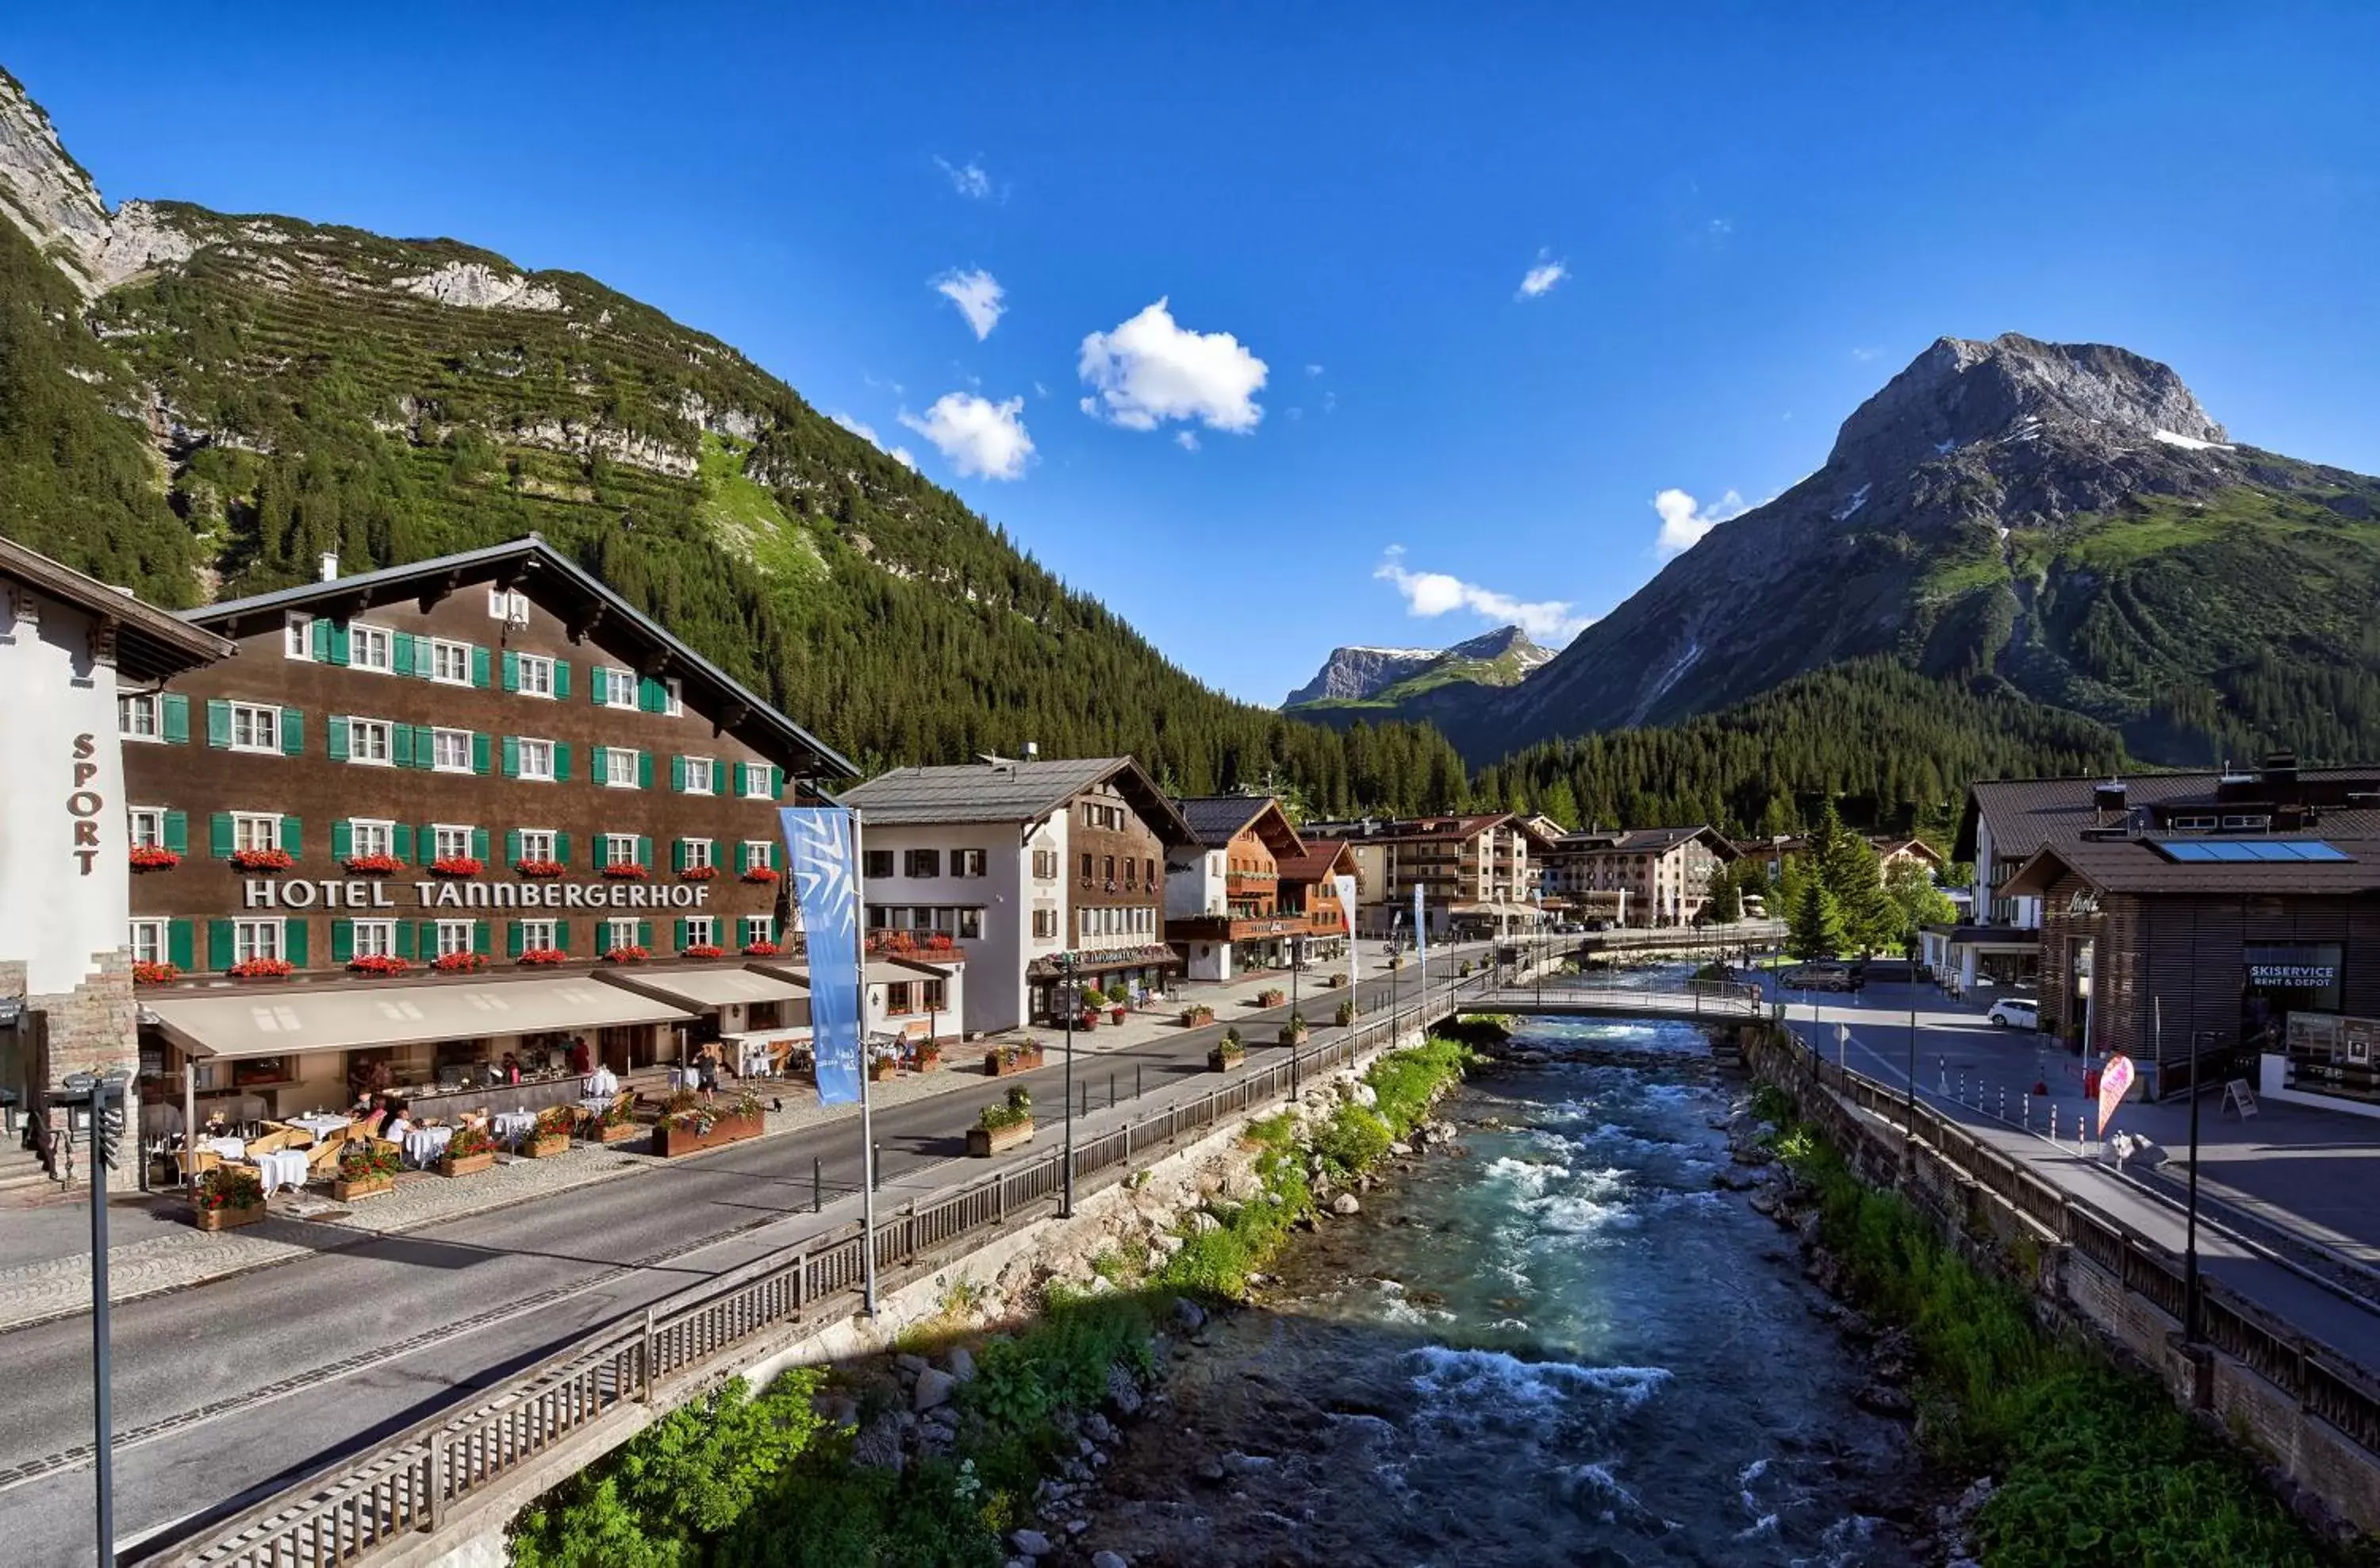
[508,1037,1476,1567]
[1755,1086,2346,1566]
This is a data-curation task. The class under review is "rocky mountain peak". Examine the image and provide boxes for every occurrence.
[0,67,110,294]
[1825,332,2226,487]
[1441,625,1545,663]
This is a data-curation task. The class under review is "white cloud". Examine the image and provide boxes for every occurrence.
[1850,345,1881,363]
[829,411,916,471]
[1652,486,1747,558]
[1304,363,1325,377]
[1517,250,1568,299]
[1372,546,1590,643]
[899,393,1034,480]
[1175,429,1200,451]
[935,156,993,200]
[1077,298,1267,434]
[932,267,1005,340]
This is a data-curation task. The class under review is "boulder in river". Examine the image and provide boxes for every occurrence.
[913,1367,958,1411]
[1332,1193,1362,1216]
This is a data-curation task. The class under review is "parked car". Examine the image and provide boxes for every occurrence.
[1987,997,2041,1030]
[1780,962,1856,992]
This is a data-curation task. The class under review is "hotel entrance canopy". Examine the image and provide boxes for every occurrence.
[605,967,811,1010]
[144,977,701,1059]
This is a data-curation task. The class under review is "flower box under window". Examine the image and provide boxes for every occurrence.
[740,866,781,884]
[681,943,724,960]
[679,864,719,881]
[518,947,568,967]
[601,863,650,881]
[741,941,781,957]
[228,957,296,979]
[432,951,488,974]
[602,944,651,964]
[514,859,565,879]
[343,853,404,876]
[347,954,411,977]
[129,846,181,871]
[428,857,484,878]
[230,847,295,873]
[132,960,180,985]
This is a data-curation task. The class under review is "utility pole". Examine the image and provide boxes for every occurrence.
[1061,951,1077,1218]
[63,1068,128,1566]
[2185,1027,2214,1343]
[850,809,877,1316]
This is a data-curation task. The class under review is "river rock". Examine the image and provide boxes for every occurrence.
[1092,1552,1130,1568]
[1196,1457,1226,1483]
[1084,1411,1119,1445]
[1107,1363,1144,1415]
[913,1367,958,1411]
[1068,1516,1093,1533]
[850,1412,906,1473]
[1010,1528,1053,1557]
[1388,1140,1412,1156]
[946,1345,977,1382]
[1332,1193,1362,1216]
[1872,1328,1917,1383]
[1855,1382,1915,1418]
[895,1352,931,1376]
[1192,1210,1223,1233]
[1170,1296,1207,1332]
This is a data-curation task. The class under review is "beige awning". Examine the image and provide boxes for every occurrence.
[601,966,809,1010]
[145,977,701,1059]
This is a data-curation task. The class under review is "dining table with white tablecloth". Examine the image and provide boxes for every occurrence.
[582,1066,620,1097]
[251,1148,312,1194]
[198,1136,247,1163]
[286,1113,351,1143]
[401,1126,455,1168]
[490,1110,538,1145]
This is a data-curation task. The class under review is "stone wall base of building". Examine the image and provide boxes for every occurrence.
[3,951,142,1191]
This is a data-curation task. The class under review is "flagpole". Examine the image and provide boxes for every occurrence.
[852,805,877,1317]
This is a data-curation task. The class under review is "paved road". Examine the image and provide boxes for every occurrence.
[1762,976,2380,1366]
[0,947,1500,1567]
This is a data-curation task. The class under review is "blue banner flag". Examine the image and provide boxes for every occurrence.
[1412,882,1426,966]
[781,806,863,1106]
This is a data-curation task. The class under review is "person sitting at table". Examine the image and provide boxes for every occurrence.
[383,1101,413,1142]
[501,1051,522,1085]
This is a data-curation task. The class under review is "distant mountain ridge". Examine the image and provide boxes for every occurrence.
[1284,625,1551,709]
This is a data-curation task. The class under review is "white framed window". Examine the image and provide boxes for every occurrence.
[229,702,281,754]
[683,838,715,870]
[352,920,397,959]
[682,756,716,795]
[347,717,392,765]
[602,747,639,789]
[488,586,530,625]
[348,820,393,859]
[232,813,282,852]
[432,824,475,861]
[234,920,284,963]
[740,764,776,800]
[516,738,555,782]
[1033,908,1058,940]
[350,624,394,674]
[129,919,167,964]
[604,917,639,951]
[429,639,474,685]
[954,848,987,878]
[520,918,558,951]
[128,806,165,848]
[743,840,774,872]
[663,677,683,717]
[602,668,638,707]
[436,919,475,957]
[518,828,557,863]
[284,613,313,660]
[958,908,984,939]
[430,727,473,772]
[741,915,774,947]
[118,693,159,741]
[516,653,557,699]
[684,916,716,947]
[603,833,639,867]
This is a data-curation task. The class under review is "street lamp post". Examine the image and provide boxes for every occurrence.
[63,1068,127,1566]
[1060,953,1077,1219]
[2184,1028,2215,1343]
[1904,985,1919,1163]
[1288,936,1303,1101]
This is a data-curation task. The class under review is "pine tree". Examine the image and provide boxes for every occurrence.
[1789,880,1846,960]
[1705,863,1743,924]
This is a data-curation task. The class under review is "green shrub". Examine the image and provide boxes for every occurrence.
[979,1086,1031,1132]
[1314,1104,1392,1179]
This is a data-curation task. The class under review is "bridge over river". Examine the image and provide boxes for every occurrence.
[1463,977,1768,1025]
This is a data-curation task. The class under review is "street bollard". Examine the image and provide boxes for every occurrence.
[1081,1081,1089,1119]
[871,1141,881,1192]
[1108,1071,1115,1109]
[2050,1105,2058,1143]
[1998,1086,2006,1123]
[1137,1065,1144,1101]
[812,1157,823,1213]
[2022,1092,2032,1129]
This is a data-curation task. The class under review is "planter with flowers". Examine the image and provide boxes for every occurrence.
[681,944,724,961]
[740,866,781,885]
[522,1105,578,1159]
[1109,1001,1129,1024]
[1209,1026,1247,1073]
[584,1095,640,1144]
[1255,988,1287,1009]
[601,863,650,882]
[602,945,651,965]
[966,1087,1035,1157]
[432,951,488,974]
[1329,971,1349,990]
[514,859,565,879]
[347,954,412,978]
[229,847,294,874]
[679,864,718,882]
[192,1166,267,1231]
[130,845,180,872]
[333,1140,402,1201]
[906,1040,942,1074]
[229,957,296,981]
[653,1090,765,1157]
[132,960,180,986]
[343,852,403,877]
[984,1040,1045,1078]
[428,856,484,879]
[1276,1013,1311,1047]
[437,1123,497,1178]
[1179,1003,1216,1028]
[1335,998,1359,1028]
[742,941,782,958]
[869,1053,900,1083]
[518,947,567,967]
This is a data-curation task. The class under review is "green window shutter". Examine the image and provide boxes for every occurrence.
[472,827,490,862]
[327,714,350,763]
[392,824,415,863]
[281,815,303,857]
[501,735,520,778]
[390,723,413,768]
[414,634,436,678]
[588,745,606,786]
[555,919,570,953]
[392,634,416,677]
[731,762,748,797]
[591,667,608,706]
[163,810,188,855]
[332,820,353,861]
[639,676,665,714]
[551,660,570,700]
[554,742,572,783]
[505,829,523,867]
[670,755,687,793]
[205,699,232,749]
[472,731,492,775]
[312,618,332,661]
[671,838,687,874]
[394,921,415,961]
[332,919,355,966]
[284,918,309,968]
[416,918,437,957]
[470,645,491,689]
[636,836,653,870]
[474,920,493,956]
[638,751,653,790]
[555,831,574,867]
[324,624,349,667]
[501,650,520,693]
[508,920,526,959]
[167,919,194,970]
[771,766,785,799]
[638,918,653,949]
[675,917,689,951]
[207,919,234,970]
[160,694,190,744]
[209,812,234,859]
[281,708,304,756]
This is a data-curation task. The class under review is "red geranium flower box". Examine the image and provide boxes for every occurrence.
[603,945,651,964]
[681,944,724,960]
[679,864,719,881]
[518,947,568,967]
[428,856,484,878]
[343,853,403,876]
[432,951,488,974]
[228,957,296,979]
[742,941,781,957]
[230,847,294,873]
[129,845,181,870]
[347,954,411,977]
[740,867,781,884]
[514,859,565,879]
[601,863,651,881]
[132,960,179,985]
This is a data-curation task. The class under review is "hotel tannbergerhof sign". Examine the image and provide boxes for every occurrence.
[241,876,713,912]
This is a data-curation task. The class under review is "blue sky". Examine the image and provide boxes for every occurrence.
[11,4,2379,704]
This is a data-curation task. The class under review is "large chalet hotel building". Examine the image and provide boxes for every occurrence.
[116,539,859,1106]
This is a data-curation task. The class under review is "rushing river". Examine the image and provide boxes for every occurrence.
[1088,1010,1924,1567]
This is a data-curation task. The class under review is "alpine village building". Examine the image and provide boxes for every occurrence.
[1302,812,1549,940]
[838,755,1196,1034]
[1164,796,1355,981]
[1539,825,1738,928]
[118,538,860,1124]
